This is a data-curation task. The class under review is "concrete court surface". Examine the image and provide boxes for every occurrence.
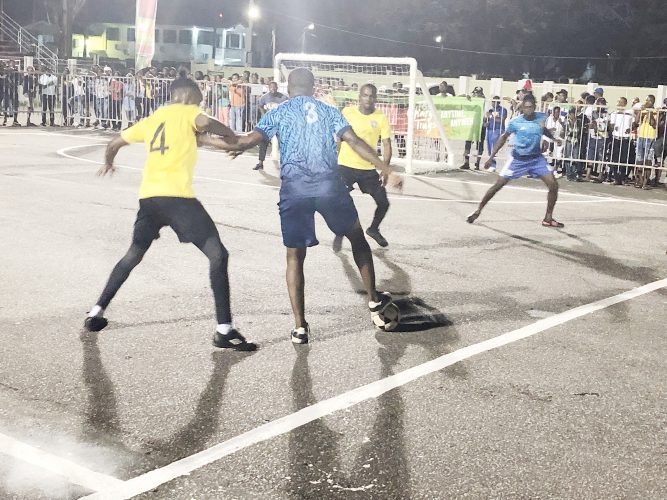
[0,128,666,499]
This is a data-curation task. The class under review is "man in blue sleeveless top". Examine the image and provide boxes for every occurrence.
[467,94,564,228]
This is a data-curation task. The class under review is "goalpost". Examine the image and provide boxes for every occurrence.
[274,53,454,174]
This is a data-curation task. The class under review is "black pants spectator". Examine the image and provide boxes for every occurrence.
[111,99,122,130]
[135,97,144,120]
[608,138,632,183]
[463,128,487,167]
[41,95,55,126]
[259,139,269,163]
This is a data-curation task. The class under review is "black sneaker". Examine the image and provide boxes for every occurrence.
[459,163,471,170]
[253,162,264,171]
[84,316,108,332]
[291,325,310,344]
[213,329,257,351]
[366,227,388,247]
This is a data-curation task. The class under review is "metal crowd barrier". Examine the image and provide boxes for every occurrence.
[0,69,267,133]
[2,67,665,186]
[459,96,666,186]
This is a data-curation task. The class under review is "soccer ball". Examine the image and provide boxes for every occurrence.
[372,303,401,332]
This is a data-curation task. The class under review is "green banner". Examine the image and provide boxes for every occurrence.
[325,91,483,141]
[430,96,484,142]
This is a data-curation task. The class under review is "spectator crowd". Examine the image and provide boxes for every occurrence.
[449,81,666,190]
[0,61,271,133]
[2,60,665,190]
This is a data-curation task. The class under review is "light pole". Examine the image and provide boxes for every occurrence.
[213,11,223,64]
[301,23,315,53]
[434,35,443,52]
[246,0,260,67]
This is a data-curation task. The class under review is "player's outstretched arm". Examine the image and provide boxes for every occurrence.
[201,131,265,154]
[99,136,129,176]
[484,131,511,170]
[195,114,236,138]
[341,128,401,188]
[382,138,393,165]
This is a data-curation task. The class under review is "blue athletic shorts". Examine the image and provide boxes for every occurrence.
[499,155,552,180]
[278,192,359,248]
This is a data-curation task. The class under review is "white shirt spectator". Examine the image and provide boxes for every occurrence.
[39,73,58,96]
[546,114,565,139]
[72,77,85,97]
[590,110,609,139]
[609,110,634,139]
[545,114,565,158]
[95,77,110,98]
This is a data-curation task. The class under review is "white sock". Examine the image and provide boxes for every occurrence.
[216,323,233,335]
[88,305,104,318]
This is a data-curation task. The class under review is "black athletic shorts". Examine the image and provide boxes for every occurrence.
[132,197,219,248]
[339,165,384,196]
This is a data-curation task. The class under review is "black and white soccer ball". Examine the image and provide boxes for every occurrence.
[372,303,401,332]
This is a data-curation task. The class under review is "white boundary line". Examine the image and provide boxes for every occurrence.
[0,432,124,492]
[4,131,667,206]
[53,145,664,206]
[0,131,104,141]
[81,278,667,500]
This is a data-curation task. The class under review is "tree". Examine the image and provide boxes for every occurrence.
[43,0,88,58]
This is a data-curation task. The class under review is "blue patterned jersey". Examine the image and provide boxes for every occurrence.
[506,112,546,158]
[255,95,351,199]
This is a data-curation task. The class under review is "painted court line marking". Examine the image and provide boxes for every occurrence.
[55,145,664,207]
[0,131,104,141]
[81,278,667,500]
[7,131,667,206]
[0,432,124,492]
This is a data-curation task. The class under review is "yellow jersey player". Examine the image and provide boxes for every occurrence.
[335,84,393,249]
[84,75,256,352]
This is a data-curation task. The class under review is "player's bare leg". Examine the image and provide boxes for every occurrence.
[539,173,563,226]
[286,247,308,329]
[467,177,509,223]
[345,220,379,303]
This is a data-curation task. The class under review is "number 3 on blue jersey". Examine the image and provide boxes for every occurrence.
[304,102,319,124]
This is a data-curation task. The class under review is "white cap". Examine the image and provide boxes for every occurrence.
[103,66,112,72]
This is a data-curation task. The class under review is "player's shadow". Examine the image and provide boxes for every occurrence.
[286,345,411,499]
[256,168,281,187]
[79,333,254,467]
[334,247,453,333]
[392,296,453,332]
[478,225,666,324]
[334,246,466,378]
[144,351,253,466]
[80,332,122,442]
[480,224,661,286]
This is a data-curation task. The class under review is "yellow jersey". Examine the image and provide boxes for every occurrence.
[338,107,392,170]
[121,103,202,199]
[637,109,657,139]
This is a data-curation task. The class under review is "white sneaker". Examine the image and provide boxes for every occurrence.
[291,325,310,344]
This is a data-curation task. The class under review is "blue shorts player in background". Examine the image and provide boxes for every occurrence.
[467,94,565,228]
[202,68,403,344]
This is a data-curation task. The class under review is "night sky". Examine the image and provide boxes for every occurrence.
[5,0,667,84]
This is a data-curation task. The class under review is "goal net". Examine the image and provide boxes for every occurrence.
[274,53,454,174]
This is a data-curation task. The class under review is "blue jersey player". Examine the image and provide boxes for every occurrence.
[467,94,565,228]
[203,68,402,344]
